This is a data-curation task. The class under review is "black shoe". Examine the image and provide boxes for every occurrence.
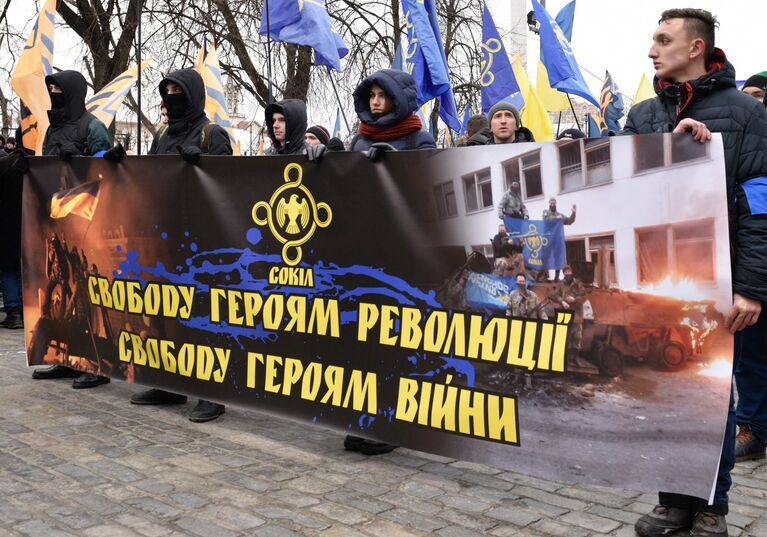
[32,365,80,379]
[130,389,188,405]
[690,512,728,537]
[635,505,694,537]
[72,373,110,389]
[735,425,766,462]
[360,440,397,456]
[189,400,225,422]
[344,435,365,451]
[2,309,23,329]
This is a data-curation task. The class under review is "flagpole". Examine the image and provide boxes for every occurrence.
[265,0,273,103]
[136,0,142,154]
[326,68,351,133]
[565,94,582,131]
[555,111,562,137]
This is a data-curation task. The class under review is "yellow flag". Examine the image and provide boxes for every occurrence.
[194,43,206,74]
[522,85,554,142]
[86,59,153,129]
[536,61,569,113]
[633,74,656,104]
[511,55,553,141]
[10,0,56,155]
[200,43,240,155]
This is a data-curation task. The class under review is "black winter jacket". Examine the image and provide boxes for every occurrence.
[349,69,435,151]
[265,99,307,155]
[42,70,111,157]
[623,49,767,303]
[466,126,535,146]
[149,69,232,156]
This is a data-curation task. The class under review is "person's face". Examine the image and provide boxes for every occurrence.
[5,142,14,150]
[369,84,393,116]
[564,268,573,280]
[166,82,184,95]
[48,83,62,94]
[743,86,766,102]
[648,18,703,82]
[549,201,557,211]
[511,181,520,192]
[304,132,321,146]
[499,225,506,235]
[516,275,526,288]
[272,113,286,143]
[491,110,517,143]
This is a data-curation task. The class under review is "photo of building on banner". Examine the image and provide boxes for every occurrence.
[20,135,731,501]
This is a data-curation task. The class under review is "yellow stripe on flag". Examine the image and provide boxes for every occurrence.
[536,61,569,113]
[50,182,101,221]
[10,0,56,155]
[200,43,240,155]
[511,55,553,141]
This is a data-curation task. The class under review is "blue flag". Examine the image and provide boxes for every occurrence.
[259,0,348,71]
[503,217,566,270]
[480,5,520,114]
[459,104,470,136]
[588,114,601,138]
[599,70,624,133]
[392,41,404,71]
[465,272,517,313]
[333,109,342,138]
[532,0,597,106]
[401,0,461,131]
[555,0,576,42]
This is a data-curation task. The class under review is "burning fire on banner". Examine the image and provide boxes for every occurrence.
[642,276,705,301]
[698,358,732,379]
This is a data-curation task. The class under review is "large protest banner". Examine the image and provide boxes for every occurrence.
[22,135,733,500]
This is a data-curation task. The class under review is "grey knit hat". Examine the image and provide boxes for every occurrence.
[487,101,522,127]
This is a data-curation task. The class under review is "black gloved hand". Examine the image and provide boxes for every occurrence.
[9,149,29,174]
[177,145,201,165]
[366,142,397,162]
[56,142,78,162]
[103,143,126,163]
[305,143,327,162]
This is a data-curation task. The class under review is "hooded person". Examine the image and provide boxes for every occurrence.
[265,99,308,155]
[348,69,435,156]
[42,70,112,159]
[148,69,232,161]
[467,102,535,146]
[305,125,330,146]
[742,72,767,105]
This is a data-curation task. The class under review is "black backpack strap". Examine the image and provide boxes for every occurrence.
[200,122,216,153]
[78,111,97,145]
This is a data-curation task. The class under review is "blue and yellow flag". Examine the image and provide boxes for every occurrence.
[536,61,569,113]
[401,0,460,131]
[599,70,624,133]
[480,5,519,114]
[199,43,240,155]
[504,217,566,270]
[50,181,101,221]
[589,113,605,138]
[259,0,348,72]
[555,0,577,42]
[531,0,597,107]
[86,59,152,129]
[10,0,56,154]
[333,109,342,139]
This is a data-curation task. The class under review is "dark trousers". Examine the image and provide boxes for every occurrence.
[735,305,767,444]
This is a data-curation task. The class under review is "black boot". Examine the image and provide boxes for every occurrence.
[189,400,225,422]
[32,365,80,379]
[635,505,695,537]
[2,309,23,329]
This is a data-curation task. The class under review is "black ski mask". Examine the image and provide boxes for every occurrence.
[164,92,187,120]
[49,92,66,110]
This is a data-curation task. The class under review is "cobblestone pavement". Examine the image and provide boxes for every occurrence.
[1,330,765,537]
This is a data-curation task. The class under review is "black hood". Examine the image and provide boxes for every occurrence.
[45,70,87,123]
[159,69,207,126]
[265,99,307,155]
[353,69,418,126]
[654,48,737,105]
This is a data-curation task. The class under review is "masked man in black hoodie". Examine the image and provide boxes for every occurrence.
[31,70,113,389]
[129,68,231,423]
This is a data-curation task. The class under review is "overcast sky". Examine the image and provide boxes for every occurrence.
[488,0,766,102]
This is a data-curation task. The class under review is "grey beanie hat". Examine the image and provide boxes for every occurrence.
[487,101,522,127]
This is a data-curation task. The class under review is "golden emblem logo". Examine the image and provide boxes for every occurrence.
[524,223,548,261]
[252,163,332,267]
[480,38,503,87]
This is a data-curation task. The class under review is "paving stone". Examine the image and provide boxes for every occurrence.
[485,506,542,527]
[173,517,240,537]
[559,511,622,533]
[380,508,450,532]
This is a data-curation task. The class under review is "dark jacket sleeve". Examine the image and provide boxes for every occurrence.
[621,108,639,135]
[86,119,113,155]
[207,125,234,156]
[415,130,437,149]
[732,104,767,303]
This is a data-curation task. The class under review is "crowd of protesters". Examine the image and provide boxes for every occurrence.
[1,7,766,536]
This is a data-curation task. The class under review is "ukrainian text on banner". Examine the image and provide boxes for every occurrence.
[22,134,733,500]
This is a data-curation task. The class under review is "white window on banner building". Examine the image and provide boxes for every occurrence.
[558,139,612,192]
[503,149,543,200]
[433,180,458,219]
[462,168,493,213]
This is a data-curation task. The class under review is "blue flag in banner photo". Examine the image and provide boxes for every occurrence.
[503,217,566,270]
[555,0,576,42]
[401,0,461,131]
[600,70,624,133]
[260,0,348,71]
[465,272,517,313]
[481,5,520,114]
[531,0,598,107]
